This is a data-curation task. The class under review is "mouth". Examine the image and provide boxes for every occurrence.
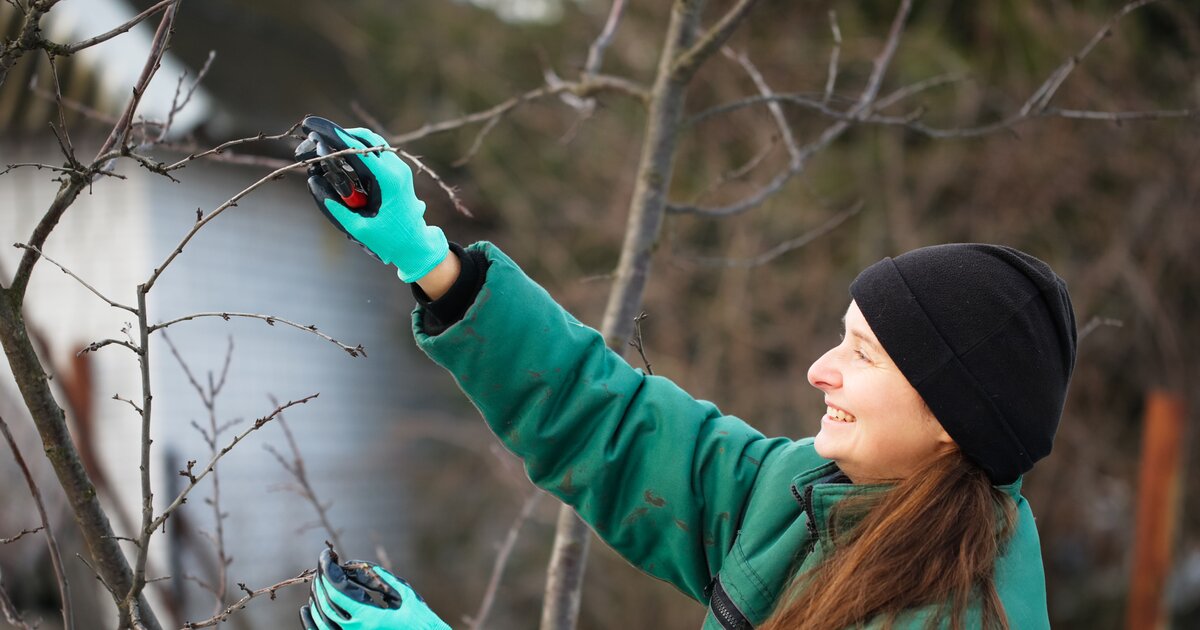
[825,404,857,423]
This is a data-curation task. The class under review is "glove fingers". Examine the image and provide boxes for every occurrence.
[341,562,404,609]
[310,580,349,629]
[299,600,336,630]
[319,549,374,604]
[343,127,390,149]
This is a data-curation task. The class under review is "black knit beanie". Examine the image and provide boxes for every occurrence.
[849,244,1077,485]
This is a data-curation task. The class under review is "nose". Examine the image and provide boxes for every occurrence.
[807,347,842,391]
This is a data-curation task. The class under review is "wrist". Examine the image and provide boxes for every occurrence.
[414,247,461,300]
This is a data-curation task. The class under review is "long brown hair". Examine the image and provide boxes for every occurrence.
[760,449,1017,630]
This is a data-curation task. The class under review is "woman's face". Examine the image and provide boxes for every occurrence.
[807,301,954,483]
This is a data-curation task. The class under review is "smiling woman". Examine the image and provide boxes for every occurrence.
[808,301,954,485]
[294,119,1078,630]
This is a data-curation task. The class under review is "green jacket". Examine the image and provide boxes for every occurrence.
[413,243,1051,629]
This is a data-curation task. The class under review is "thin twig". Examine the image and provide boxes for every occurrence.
[627,312,653,375]
[94,0,179,163]
[687,134,780,205]
[583,0,627,77]
[725,47,800,166]
[468,492,544,630]
[262,398,345,552]
[350,101,391,135]
[391,75,647,146]
[0,162,94,178]
[78,339,142,356]
[677,202,863,269]
[1,413,74,630]
[162,124,300,171]
[671,0,762,81]
[873,72,967,111]
[1,526,43,544]
[1021,0,1156,117]
[669,0,910,218]
[42,49,77,169]
[149,312,366,358]
[452,115,502,168]
[396,149,473,217]
[1079,316,1124,341]
[58,0,179,55]
[158,50,216,142]
[153,394,320,532]
[823,10,842,105]
[12,243,138,313]
[854,0,913,113]
[113,394,144,415]
[162,332,236,613]
[144,145,396,293]
[181,569,316,629]
[1041,107,1196,122]
[0,571,34,630]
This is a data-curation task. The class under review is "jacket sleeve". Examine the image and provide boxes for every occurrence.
[412,242,791,602]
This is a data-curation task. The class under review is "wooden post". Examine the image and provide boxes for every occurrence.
[1127,390,1186,630]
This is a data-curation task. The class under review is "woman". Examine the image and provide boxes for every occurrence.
[298,119,1076,630]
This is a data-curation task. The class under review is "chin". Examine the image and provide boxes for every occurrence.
[813,431,838,460]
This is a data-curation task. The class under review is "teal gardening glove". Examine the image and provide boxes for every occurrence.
[298,116,449,283]
[300,549,451,630]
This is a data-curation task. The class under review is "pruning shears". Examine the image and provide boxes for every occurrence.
[295,115,374,212]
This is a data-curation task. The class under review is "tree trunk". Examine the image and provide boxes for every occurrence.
[539,2,707,628]
[0,249,162,630]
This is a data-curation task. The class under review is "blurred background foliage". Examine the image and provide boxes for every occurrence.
[33,0,1200,627]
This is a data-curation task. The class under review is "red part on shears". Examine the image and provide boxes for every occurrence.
[341,188,368,209]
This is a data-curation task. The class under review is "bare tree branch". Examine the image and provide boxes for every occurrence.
[42,49,77,169]
[153,394,320,533]
[583,0,627,78]
[853,0,913,113]
[823,10,842,104]
[468,492,543,630]
[12,243,138,313]
[94,0,180,163]
[144,145,394,293]
[181,569,315,629]
[1,526,43,544]
[0,0,64,90]
[262,400,345,553]
[0,569,35,630]
[675,201,862,269]
[157,49,216,142]
[1079,316,1124,342]
[162,124,300,171]
[724,48,800,166]
[671,0,762,82]
[57,0,178,55]
[391,74,647,146]
[149,312,366,358]
[1021,0,1156,117]
[0,162,95,178]
[0,413,73,630]
[162,333,236,613]
[79,338,142,357]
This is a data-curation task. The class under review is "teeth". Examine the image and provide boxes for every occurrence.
[826,406,856,423]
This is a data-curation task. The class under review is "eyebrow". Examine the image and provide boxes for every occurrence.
[841,314,884,353]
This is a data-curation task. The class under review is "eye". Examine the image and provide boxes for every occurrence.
[853,348,871,362]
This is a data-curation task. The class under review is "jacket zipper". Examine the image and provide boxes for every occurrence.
[792,483,819,552]
[709,577,752,630]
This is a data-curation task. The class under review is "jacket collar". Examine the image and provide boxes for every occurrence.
[790,460,1024,549]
